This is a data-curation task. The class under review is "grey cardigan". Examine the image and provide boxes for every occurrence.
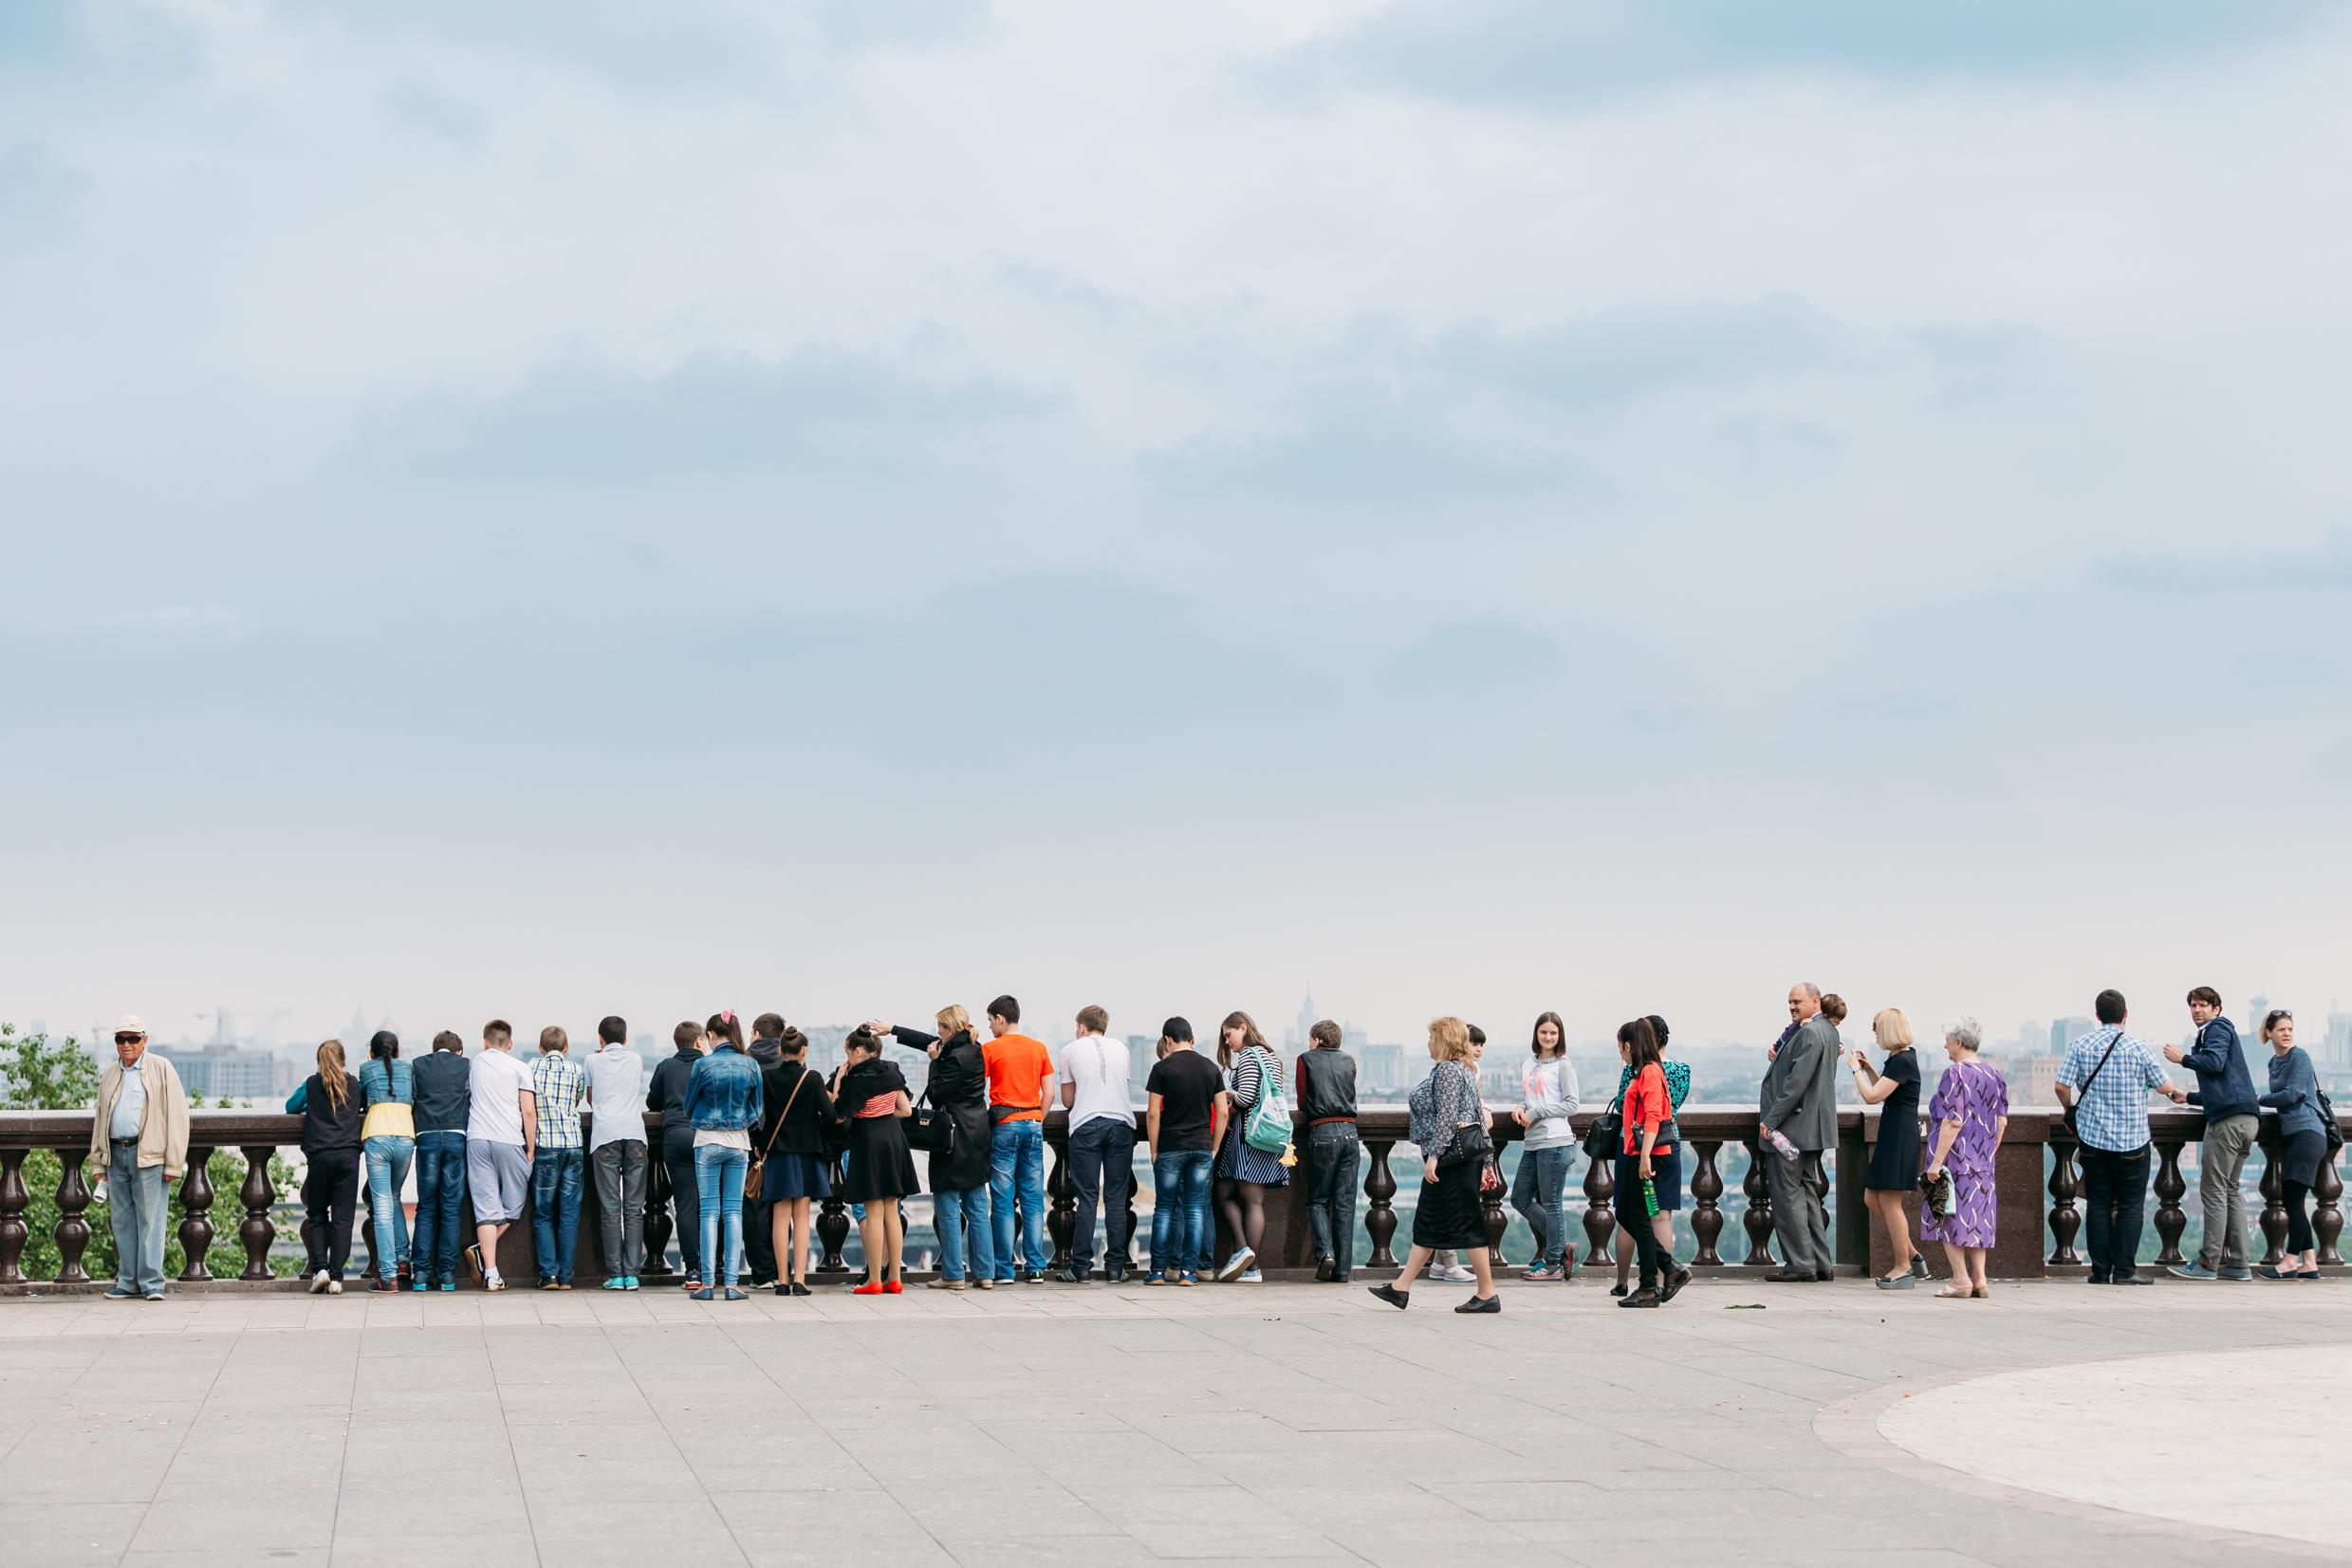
[2260,1046,2325,1140]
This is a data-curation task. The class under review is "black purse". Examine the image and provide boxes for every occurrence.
[1438,1116,1493,1171]
[905,1089,957,1156]
[2064,1032,2122,1139]
[1582,1095,1622,1163]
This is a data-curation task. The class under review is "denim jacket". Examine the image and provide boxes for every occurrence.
[684,1045,764,1132]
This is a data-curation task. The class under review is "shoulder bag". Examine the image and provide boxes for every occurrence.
[1242,1049,1294,1156]
[743,1068,806,1200]
[2063,1030,2124,1139]
[1436,1066,1494,1170]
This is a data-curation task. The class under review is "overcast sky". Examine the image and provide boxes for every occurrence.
[8,1,2350,1059]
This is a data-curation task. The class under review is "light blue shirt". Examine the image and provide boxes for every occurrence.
[111,1061,148,1139]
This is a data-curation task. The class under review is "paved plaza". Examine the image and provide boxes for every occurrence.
[0,1275,2343,1567]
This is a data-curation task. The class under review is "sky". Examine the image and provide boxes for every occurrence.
[7,0,2352,1059]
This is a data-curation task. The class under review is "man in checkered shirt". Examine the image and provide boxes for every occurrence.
[2056,989,2187,1285]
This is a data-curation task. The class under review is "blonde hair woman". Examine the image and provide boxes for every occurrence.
[1850,1008,1928,1288]
[864,1004,997,1288]
[1368,1018,1499,1313]
[286,1040,365,1294]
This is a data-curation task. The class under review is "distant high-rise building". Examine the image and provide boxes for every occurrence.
[1361,1042,1405,1099]
[2249,994,2271,1036]
[344,1003,369,1049]
[2051,1017,2096,1053]
[1125,1035,1157,1102]
[157,1043,278,1102]
[1341,1024,1366,1052]
[1287,993,1317,1053]
[2324,1011,2352,1069]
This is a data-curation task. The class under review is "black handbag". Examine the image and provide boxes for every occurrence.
[2316,1085,2344,1153]
[1438,1116,1494,1171]
[905,1090,957,1156]
[1582,1096,1622,1163]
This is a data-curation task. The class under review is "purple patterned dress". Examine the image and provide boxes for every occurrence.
[1922,1058,2008,1248]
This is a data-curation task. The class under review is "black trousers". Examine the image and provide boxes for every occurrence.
[660,1128,702,1278]
[302,1146,361,1279]
[2080,1145,2149,1281]
[742,1186,777,1283]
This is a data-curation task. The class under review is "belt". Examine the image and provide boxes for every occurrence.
[109,1136,140,1146]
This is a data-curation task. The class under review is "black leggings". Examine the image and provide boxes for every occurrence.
[302,1146,361,1279]
[1616,1192,1665,1289]
[2285,1178,2315,1254]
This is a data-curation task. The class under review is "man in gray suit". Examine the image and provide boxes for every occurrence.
[1760,982,1838,1282]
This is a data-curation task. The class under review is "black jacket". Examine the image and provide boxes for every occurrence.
[300,1072,365,1154]
[646,1046,702,1138]
[756,1061,842,1158]
[892,1025,992,1192]
[1297,1047,1358,1123]
[411,1050,472,1135]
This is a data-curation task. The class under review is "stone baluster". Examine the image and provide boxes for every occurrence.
[2152,1138,2189,1266]
[2257,1133,2287,1266]
[238,1145,278,1281]
[1046,1134,1076,1273]
[1361,1138,1397,1268]
[0,1149,29,1285]
[176,1150,215,1282]
[643,1153,674,1276]
[2313,1144,2343,1265]
[2046,1137,2082,1265]
[1480,1155,1509,1268]
[1740,1136,1776,1265]
[1120,1162,1142,1261]
[355,1168,377,1282]
[1581,1146,1615,1264]
[54,1155,94,1283]
[1688,1140,1724,1266]
[816,1194,850,1273]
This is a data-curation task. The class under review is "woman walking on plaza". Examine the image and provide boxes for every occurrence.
[1213,1012,1287,1283]
[684,1012,764,1301]
[835,1027,918,1295]
[1510,1011,1580,1281]
[2255,1010,2329,1280]
[756,1027,840,1297]
[1923,1019,2007,1298]
[288,1040,365,1295]
[1615,1017,1690,1308]
[1610,1015,1688,1296]
[1851,1008,1929,1288]
[1368,1017,1499,1313]
[357,1030,417,1292]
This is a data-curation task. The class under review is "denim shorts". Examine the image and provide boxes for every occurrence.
[465,1140,530,1223]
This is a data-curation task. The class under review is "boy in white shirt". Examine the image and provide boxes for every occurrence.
[1055,1005,1138,1283]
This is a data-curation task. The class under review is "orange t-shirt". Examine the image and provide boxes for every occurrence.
[982,1032,1055,1120]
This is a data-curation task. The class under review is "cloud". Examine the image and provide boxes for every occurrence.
[1139,385,1578,508]
[1392,618,1560,682]
[381,81,489,149]
[1275,0,2326,111]
[1431,294,1851,407]
[0,140,88,229]
[2091,531,2352,594]
[356,352,1054,482]
[87,605,248,636]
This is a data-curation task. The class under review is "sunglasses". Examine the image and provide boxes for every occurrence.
[114,1034,145,1045]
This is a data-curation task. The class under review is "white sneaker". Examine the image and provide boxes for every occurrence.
[485,1273,506,1292]
[1215,1247,1256,1282]
[326,1279,343,1295]
[309,1269,330,1295]
[1435,1264,1476,1284]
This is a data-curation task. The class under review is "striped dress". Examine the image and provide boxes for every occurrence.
[1213,1045,1289,1186]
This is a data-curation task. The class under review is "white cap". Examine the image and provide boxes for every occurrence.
[113,1015,148,1037]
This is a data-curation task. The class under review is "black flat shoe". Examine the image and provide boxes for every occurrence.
[1314,1257,1335,1282]
[1658,1266,1692,1304]
[1454,1294,1501,1314]
[1608,1282,1628,1298]
[788,1282,811,1297]
[1618,1288,1659,1308]
[1367,1283,1410,1310]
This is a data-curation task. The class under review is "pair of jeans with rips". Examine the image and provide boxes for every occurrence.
[411,1132,468,1284]
[107,1146,170,1296]
[990,1117,1048,1278]
[1301,1122,1361,1270]
[1066,1117,1138,1276]
[694,1144,749,1288]
[530,1147,585,1284]
[1151,1149,1214,1278]
[933,1182,995,1282]
[1509,1144,1574,1268]
[362,1134,414,1281]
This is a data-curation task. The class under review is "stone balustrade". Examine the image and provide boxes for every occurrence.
[0,1104,2340,1289]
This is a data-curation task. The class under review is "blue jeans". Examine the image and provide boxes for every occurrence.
[990,1117,1048,1278]
[1510,1144,1574,1268]
[695,1144,749,1287]
[363,1135,414,1281]
[107,1145,170,1296]
[530,1147,585,1283]
[1151,1150,1214,1278]
[933,1183,995,1282]
[1302,1122,1361,1269]
[412,1132,467,1283]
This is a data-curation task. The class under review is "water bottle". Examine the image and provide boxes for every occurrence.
[1641,1177,1659,1219]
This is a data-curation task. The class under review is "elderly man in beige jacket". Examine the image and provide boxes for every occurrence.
[86,1016,191,1300]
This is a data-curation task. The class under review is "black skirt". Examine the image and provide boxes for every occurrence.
[843,1115,920,1202]
[2281,1128,2327,1189]
[1412,1159,1491,1250]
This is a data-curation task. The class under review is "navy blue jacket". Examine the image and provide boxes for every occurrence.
[2181,1017,2259,1122]
[411,1049,472,1135]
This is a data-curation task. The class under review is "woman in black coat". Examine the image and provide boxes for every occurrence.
[867,1005,996,1290]
[755,1028,842,1297]
[285,1039,365,1293]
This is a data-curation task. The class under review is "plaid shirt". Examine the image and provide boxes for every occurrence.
[2057,1025,2173,1153]
[530,1051,588,1151]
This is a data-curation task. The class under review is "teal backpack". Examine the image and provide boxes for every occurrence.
[1242,1050,1293,1155]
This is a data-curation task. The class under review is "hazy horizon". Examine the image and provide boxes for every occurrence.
[8,3,2351,1053]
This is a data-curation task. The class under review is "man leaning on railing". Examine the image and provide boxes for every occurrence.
[84,1016,191,1301]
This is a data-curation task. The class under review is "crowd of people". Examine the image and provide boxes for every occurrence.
[76,982,2339,1303]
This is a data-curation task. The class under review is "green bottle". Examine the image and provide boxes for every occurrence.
[1641,1177,1659,1219]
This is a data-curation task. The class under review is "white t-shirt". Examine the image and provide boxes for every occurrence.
[467,1049,535,1147]
[1058,1034,1136,1132]
[583,1045,647,1149]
